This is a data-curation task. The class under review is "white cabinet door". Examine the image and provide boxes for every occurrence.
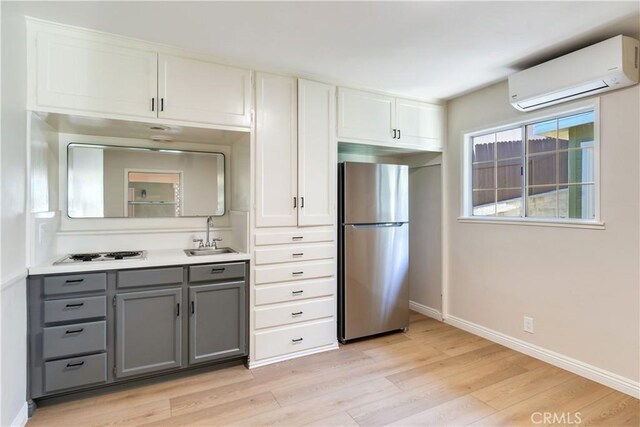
[255,73,298,228]
[36,32,157,118]
[395,99,444,151]
[158,54,251,127]
[337,88,395,143]
[298,80,336,227]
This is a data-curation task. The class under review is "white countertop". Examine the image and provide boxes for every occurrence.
[28,248,251,275]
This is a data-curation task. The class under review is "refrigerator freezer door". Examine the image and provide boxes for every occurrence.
[343,162,408,224]
[343,223,409,341]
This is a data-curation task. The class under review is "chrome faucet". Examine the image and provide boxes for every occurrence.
[204,216,222,249]
[205,216,214,247]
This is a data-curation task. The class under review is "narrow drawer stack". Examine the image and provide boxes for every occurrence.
[253,229,337,363]
[40,273,108,394]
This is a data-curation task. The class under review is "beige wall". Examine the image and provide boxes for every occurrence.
[409,165,442,312]
[446,81,640,383]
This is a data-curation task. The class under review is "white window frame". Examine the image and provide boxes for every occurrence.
[460,99,603,229]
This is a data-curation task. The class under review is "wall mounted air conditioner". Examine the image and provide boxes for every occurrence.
[509,35,639,111]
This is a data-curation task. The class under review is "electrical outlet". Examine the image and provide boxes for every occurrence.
[524,316,534,334]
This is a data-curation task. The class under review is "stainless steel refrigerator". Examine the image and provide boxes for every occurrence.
[338,162,409,343]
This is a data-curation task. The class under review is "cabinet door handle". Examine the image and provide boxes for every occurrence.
[191,301,195,315]
[292,338,304,343]
[292,290,304,295]
[66,361,85,368]
[65,279,84,284]
[176,303,180,317]
[301,197,305,208]
[292,271,304,276]
[292,236,303,241]
[151,98,155,112]
[65,328,84,334]
[293,197,297,208]
[292,253,304,257]
[398,129,401,139]
[160,98,164,112]
[210,268,226,274]
[291,311,303,316]
[393,129,397,139]
[65,303,84,308]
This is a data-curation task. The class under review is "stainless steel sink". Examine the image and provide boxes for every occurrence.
[184,247,237,257]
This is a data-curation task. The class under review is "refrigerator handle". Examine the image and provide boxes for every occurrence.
[348,223,406,228]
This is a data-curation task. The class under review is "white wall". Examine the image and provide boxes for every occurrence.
[409,164,442,314]
[29,114,59,267]
[1,2,28,426]
[446,81,640,389]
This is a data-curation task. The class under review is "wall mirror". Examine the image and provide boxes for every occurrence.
[67,143,225,218]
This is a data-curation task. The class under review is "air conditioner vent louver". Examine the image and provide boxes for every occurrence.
[508,35,639,111]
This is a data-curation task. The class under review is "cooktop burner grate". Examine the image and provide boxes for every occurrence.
[70,253,102,262]
[104,251,143,259]
[54,250,146,265]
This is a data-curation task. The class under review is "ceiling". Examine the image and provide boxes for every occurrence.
[5,1,640,101]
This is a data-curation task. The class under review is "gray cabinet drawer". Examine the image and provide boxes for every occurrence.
[43,321,106,359]
[117,267,183,289]
[189,263,245,283]
[45,353,107,393]
[44,296,106,324]
[43,273,106,296]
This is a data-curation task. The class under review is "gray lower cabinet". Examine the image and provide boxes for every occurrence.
[189,281,246,364]
[29,261,248,404]
[115,288,182,378]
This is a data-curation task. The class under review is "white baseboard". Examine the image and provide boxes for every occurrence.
[248,342,339,369]
[409,300,443,321]
[446,315,640,399]
[10,402,28,427]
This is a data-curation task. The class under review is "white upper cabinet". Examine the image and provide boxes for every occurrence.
[337,88,395,144]
[35,31,158,119]
[298,79,336,227]
[255,75,337,228]
[29,21,252,128]
[337,87,444,151]
[158,54,252,127]
[395,98,444,151]
[255,73,298,228]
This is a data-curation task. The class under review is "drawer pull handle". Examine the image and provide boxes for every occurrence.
[292,236,304,241]
[291,311,303,316]
[292,271,304,276]
[65,279,84,284]
[65,328,84,334]
[292,290,304,295]
[210,268,226,274]
[66,361,85,368]
[292,253,304,257]
[292,338,304,343]
[65,303,85,308]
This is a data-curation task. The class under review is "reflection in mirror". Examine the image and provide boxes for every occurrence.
[67,144,224,218]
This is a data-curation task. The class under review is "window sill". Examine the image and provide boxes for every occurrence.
[457,217,605,230]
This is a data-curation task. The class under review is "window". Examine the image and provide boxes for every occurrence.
[465,107,598,223]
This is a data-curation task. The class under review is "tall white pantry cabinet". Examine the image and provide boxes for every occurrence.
[252,73,338,365]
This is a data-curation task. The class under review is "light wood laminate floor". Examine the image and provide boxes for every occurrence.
[28,312,639,426]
